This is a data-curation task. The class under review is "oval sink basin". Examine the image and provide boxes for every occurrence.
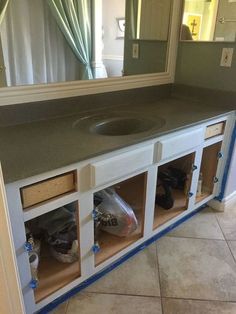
[89,117,164,136]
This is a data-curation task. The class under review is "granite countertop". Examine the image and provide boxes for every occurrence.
[0,96,235,184]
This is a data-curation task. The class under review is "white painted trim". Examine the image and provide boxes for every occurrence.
[0,164,25,314]
[102,54,124,61]
[0,0,181,106]
[209,191,236,212]
[0,73,171,106]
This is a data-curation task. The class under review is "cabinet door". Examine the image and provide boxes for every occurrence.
[153,151,196,229]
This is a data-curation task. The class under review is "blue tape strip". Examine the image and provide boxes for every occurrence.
[216,121,236,201]
[39,204,206,314]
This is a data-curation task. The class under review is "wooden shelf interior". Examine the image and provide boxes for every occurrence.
[95,173,147,266]
[25,201,81,303]
[195,142,222,204]
[34,244,80,303]
[195,191,211,203]
[153,153,195,229]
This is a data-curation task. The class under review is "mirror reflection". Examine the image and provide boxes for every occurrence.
[0,0,172,88]
[123,0,171,76]
[129,0,171,40]
[181,0,236,42]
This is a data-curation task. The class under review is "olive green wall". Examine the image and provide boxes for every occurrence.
[123,0,167,76]
[175,42,236,92]
[123,40,167,75]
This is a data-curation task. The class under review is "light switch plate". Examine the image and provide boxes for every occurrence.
[132,43,139,59]
[220,48,234,67]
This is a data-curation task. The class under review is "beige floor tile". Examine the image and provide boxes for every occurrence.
[167,207,224,240]
[85,244,160,296]
[66,293,162,314]
[51,301,68,314]
[216,206,236,240]
[162,298,236,314]
[157,237,236,301]
[228,241,236,261]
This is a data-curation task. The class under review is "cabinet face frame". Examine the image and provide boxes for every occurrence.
[0,165,25,314]
[3,113,234,313]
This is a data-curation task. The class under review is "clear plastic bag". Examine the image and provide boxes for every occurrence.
[95,188,138,237]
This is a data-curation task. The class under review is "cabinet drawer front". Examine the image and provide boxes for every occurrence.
[20,171,76,209]
[90,145,153,187]
[205,122,225,139]
[157,128,203,161]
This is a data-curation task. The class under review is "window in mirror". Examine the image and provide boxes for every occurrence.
[181,0,236,42]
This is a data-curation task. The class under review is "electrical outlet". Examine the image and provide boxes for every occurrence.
[132,43,139,59]
[220,48,234,67]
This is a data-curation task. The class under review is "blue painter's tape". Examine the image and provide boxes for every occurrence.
[216,121,236,201]
[38,204,206,314]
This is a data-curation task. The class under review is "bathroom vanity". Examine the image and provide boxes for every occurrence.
[1,98,235,313]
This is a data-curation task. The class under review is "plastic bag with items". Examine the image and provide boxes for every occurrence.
[94,188,138,237]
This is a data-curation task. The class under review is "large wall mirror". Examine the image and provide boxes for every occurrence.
[181,0,236,42]
[0,0,181,106]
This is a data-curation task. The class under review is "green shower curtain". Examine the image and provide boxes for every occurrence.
[0,0,9,24]
[47,0,93,80]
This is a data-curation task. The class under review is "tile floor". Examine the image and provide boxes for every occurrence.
[52,206,236,314]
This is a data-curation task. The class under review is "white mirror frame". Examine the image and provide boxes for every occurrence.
[0,0,181,107]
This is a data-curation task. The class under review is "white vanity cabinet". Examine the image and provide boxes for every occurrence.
[4,114,234,313]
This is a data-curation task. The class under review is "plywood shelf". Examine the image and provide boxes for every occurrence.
[153,189,187,229]
[195,191,211,204]
[153,152,195,229]
[34,246,80,303]
[95,222,142,266]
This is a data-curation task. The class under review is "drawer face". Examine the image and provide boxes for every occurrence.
[156,128,203,162]
[205,122,225,139]
[90,145,153,187]
[20,171,76,209]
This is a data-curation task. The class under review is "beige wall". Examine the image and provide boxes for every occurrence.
[0,165,25,314]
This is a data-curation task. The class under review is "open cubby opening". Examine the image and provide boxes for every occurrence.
[195,142,222,203]
[153,153,195,229]
[25,201,80,303]
[94,172,147,266]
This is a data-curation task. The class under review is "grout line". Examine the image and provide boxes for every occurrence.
[61,290,236,305]
[51,300,69,314]
[166,234,226,241]
[162,295,236,304]
[155,241,165,314]
[213,211,236,265]
[81,291,161,299]
[225,240,236,265]
[64,299,69,314]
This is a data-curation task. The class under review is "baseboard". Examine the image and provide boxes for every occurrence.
[208,191,236,212]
